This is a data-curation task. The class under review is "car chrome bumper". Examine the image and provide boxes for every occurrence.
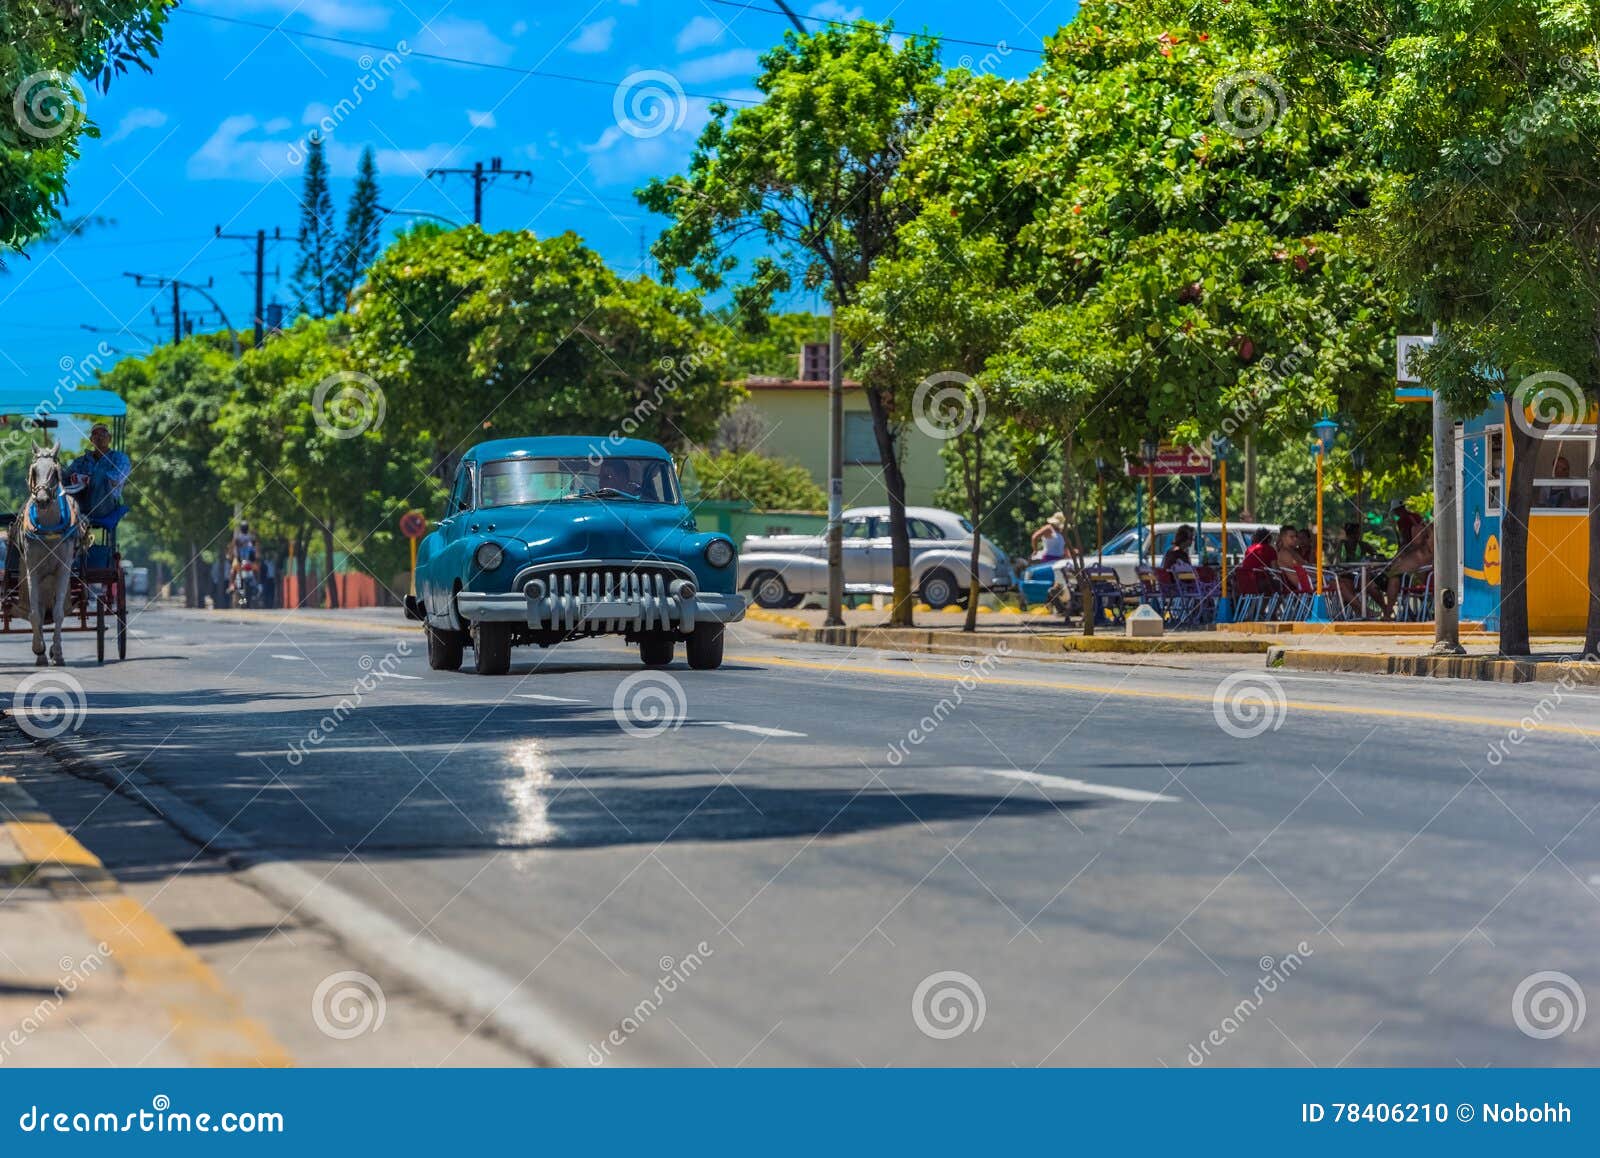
[457,590,747,631]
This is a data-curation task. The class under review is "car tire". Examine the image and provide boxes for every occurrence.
[472,623,512,675]
[426,622,465,671]
[638,633,675,667]
[750,571,797,610]
[920,568,959,610]
[685,624,724,670]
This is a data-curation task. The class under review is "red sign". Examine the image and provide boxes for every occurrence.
[399,510,428,540]
[1126,444,1213,477]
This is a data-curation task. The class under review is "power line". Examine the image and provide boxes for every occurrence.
[704,0,1047,55]
[174,9,763,104]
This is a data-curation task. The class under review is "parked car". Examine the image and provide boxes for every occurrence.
[1017,520,1274,606]
[738,506,1015,610]
[404,437,746,673]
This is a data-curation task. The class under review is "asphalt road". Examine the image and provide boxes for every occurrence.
[11,606,1600,1067]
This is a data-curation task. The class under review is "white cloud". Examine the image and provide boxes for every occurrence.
[675,15,725,53]
[188,0,390,32]
[414,16,514,66]
[467,109,496,129]
[807,2,864,20]
[105,107,168,144]
[677,49,760,84]
[186,113,458,182]
[569,17,616,54]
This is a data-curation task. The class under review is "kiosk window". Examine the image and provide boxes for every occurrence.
[1485,428,1503,515]
[1531,435,1592,512]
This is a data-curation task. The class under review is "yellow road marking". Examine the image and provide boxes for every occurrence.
[0,779,291,1067]
[747,654,1600,740]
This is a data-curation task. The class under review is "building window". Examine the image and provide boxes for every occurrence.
[1486,427,1503,516]
[800,342,830,382]
[844,412,881,465]
[1530,433,1593,513]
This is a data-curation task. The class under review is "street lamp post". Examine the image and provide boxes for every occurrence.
[1215,437,1232,624]
[1140,436,1159,566]
[1310,416,1339,623]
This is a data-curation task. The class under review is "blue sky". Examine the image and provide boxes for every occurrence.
[3,0,1077,392]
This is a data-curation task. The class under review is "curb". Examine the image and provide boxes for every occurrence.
[17,723,601,1068]
[1276,649,1600,685]
[789,625,1271,659]
[743,606,811,633]
[0,764,291,1067]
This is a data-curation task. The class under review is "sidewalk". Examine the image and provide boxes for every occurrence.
[0,724,290,1067]
[747,606,1599,681]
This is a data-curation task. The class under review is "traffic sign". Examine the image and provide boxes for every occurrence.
[1396,333,1435,401]
[1126,444,1213,477]
[399,510,428,540]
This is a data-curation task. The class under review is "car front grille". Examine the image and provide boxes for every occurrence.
[517,560,695,633]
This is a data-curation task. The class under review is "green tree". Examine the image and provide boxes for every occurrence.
[97,337,234,606]
[641,23,945,626]
[331,145,382,306]
[351,227,739,472]
[0,1,170,255]
[292,137,337,317]
[684,449,826,510]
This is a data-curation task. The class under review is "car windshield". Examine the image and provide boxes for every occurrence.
[478,456,681,507]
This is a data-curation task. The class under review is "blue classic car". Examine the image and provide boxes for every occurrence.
[404,436,746,674]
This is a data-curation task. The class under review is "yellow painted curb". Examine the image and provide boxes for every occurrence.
[744,606,811,632]
[0,775,292,1067]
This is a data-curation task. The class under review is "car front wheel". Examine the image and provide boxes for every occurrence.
[920,568,960,610]
[686,624,725,670]
[472,623,512,675]
[638,633,675,667]
[426,622,466,671]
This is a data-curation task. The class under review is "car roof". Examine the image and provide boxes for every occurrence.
[462,436,672,463]
[844,506,963,522]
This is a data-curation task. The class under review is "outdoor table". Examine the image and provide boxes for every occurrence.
[1332,560,1388,619]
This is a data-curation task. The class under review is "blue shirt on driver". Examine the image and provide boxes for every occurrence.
[65,447,131,520]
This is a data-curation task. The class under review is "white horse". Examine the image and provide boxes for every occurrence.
[13,445,86,666]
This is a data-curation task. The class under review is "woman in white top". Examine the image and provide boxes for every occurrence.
[1031,512,1067,561]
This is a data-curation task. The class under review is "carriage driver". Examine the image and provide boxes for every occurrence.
[65,422,132,525]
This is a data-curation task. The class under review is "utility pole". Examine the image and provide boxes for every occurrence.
[124,273,242,360]
[1432,393,1465,655]
[214,225,289,348]
[425,157,532,227]
[774,0,844,626]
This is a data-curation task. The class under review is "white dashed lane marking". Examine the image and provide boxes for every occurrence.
[978,768,1181,804]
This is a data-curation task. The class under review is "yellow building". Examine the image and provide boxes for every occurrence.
[735,344,947,508]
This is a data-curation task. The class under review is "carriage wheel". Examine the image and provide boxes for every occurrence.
[96,591,106,664]
[115,577,128,660]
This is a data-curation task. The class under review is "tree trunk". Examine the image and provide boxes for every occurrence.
[295,535,309,609]
[1500,417,1538,656]
[322,523,340,609]
[185,540,199,608]
[963,431,982,634]
[1243,435,1258,522]
[866,384,913,627]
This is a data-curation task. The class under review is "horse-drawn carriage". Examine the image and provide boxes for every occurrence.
[0,388,129,664]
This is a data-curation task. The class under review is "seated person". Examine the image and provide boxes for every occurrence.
[1275,524,1313,593]
[1334,521,1381,562]
[1538,455,1585,509]
[1031,513,1067,561]
[65,422,131,526]
[1382,500,1433,619]
[595,459,641,496]
[1161,525,1195,571]
[1234,527,1276,595]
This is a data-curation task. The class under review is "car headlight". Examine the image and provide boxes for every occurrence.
[704,538,735,568]
[474,542,505,571]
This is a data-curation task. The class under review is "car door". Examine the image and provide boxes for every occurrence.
[425,463,476,617]
[841,515,875,584]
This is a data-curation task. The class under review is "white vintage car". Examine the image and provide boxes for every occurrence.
[738,506,1015,610]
